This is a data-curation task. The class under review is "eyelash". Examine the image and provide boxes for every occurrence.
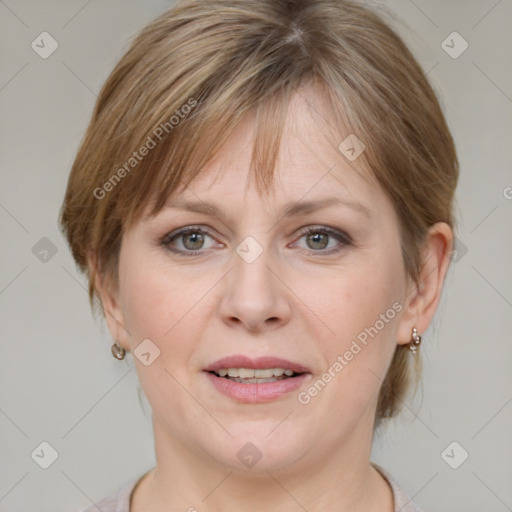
[159,225,352,258]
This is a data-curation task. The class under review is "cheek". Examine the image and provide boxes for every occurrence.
[120,267,175,343]
[118,253,214,365]
[291,258,406,443]
[116,253,227,444]
[312,249,406,378]
[325,262,402,337]
[298,270,404,432]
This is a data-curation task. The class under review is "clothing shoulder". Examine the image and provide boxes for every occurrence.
[79,466,422,512]
[78,477,140,512]
[372,463,424,512]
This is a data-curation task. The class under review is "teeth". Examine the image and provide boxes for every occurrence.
[215,368,296,378]
[255,369,274,378]
[228,377,283,383]
[239,368,255,378]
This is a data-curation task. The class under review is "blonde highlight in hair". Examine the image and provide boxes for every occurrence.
[59,0,458,425]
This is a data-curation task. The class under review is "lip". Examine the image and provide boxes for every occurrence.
[203,355,311,403]
[205,371,311,403]
[203,355,310,373]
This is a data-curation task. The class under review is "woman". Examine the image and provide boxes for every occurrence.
[60,0,458,510]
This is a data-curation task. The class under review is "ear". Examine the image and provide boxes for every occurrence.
[397,222,453,345]
[88,252,130,353]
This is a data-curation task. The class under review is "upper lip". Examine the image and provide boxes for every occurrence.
[203,355,310,373]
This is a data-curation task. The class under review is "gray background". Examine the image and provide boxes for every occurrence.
[1,1,511,511]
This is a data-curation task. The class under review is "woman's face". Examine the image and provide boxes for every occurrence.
[105,87,417,473]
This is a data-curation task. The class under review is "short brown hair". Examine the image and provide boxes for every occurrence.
[59,0,459,426]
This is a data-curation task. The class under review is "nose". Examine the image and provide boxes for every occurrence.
[218,244,292,333]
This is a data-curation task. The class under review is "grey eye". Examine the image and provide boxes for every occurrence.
[305,232,329,250]
[181,231,206,250]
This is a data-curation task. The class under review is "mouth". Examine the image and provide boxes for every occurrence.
[203,355,311,402]
[207,367,305,384]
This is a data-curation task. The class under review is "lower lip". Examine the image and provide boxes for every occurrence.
[204,371,311,403]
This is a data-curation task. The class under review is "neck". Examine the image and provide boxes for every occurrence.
[130,423,394,512]
[132,416,393,512]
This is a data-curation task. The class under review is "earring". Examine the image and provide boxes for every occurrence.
[111,342,126,360]
[408,327,422,353]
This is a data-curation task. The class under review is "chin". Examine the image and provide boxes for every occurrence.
[202,426,310,474]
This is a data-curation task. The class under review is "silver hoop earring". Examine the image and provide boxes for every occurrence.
[111,342,126,360]
[409,327,422,353]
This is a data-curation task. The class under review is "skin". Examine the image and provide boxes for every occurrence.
[96,85,452,512]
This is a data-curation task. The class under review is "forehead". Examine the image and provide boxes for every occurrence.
[164,85,377,207]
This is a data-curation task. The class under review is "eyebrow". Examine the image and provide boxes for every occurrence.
[162,196,372,221]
